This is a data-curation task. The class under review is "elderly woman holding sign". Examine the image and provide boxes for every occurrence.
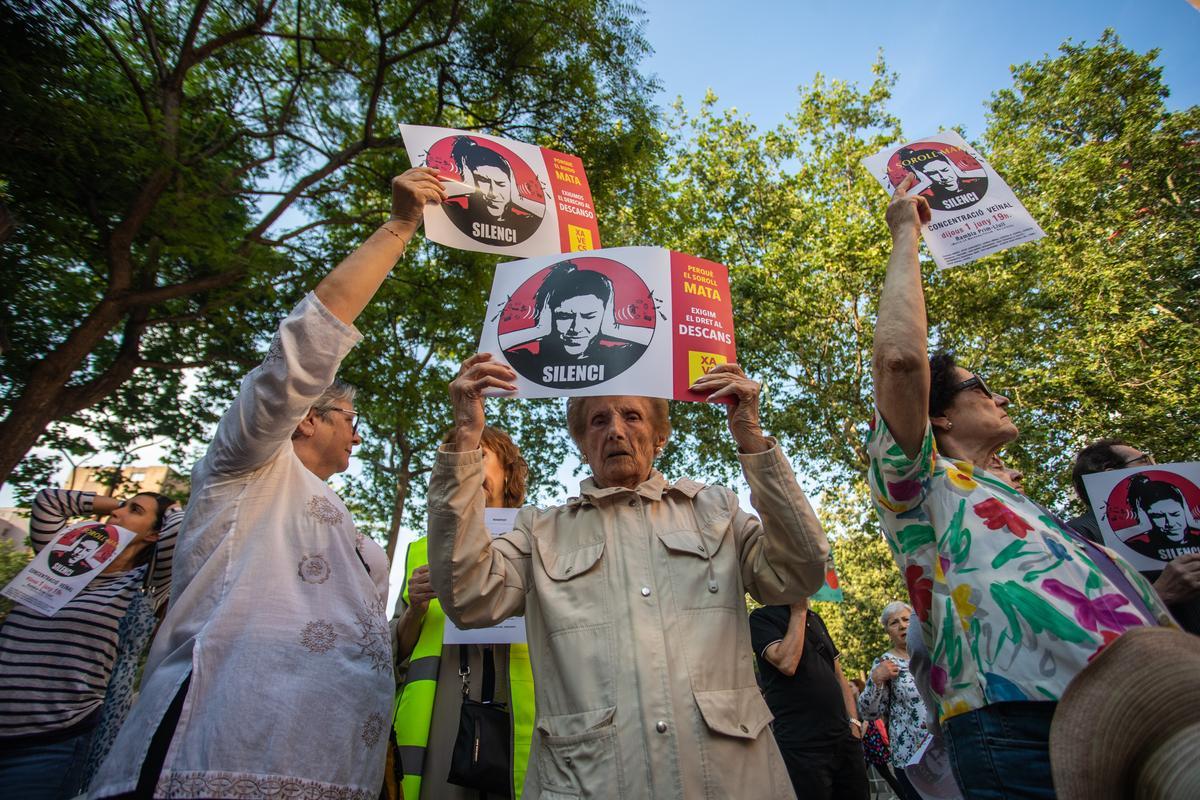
[427,354,830,799]
[868,174,1171,798]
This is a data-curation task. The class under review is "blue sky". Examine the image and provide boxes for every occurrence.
[639,0,1200,139]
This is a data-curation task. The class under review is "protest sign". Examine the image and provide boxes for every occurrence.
[400,124,600,258]
[1,521,137,616]
[810,553,843,603]
[479,246,736,400]
[861,130,1044,268]
[1082,462,1200,572]
[443,508,527,645]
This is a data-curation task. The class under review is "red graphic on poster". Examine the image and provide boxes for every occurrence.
[670,252,737,400]
[498,257,655,389]
[542,150,601,253]
[426,135,547,246]
[46,523,120,578]
[886,141,989,212]
[1103,470,1200,560]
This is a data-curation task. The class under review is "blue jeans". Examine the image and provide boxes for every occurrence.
[943,701,1056,799]
[0,725,96,800]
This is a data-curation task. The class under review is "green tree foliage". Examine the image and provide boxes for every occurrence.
[0,540,32,622]
[0,0,660,503]
[928,31,1200,508]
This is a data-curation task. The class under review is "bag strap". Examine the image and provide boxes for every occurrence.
[481,646,497,703]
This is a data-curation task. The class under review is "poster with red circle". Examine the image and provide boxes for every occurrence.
[860,130,1044,269]
[1,521,137,616]
[1081,462,1200,571]
[401,124,601,257]
[479,246,736,400]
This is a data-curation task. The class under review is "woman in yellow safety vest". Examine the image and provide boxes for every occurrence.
[392,426,535,800]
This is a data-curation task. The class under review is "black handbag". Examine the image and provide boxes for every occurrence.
[447,646,513,797]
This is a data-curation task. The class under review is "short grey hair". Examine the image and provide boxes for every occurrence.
[292,379,359,439]
[880,601,913,630]
[311,378,358,417]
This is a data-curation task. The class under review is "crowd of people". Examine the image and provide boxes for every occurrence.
[0,168,1197,800]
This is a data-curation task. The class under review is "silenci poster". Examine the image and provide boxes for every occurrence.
[2,521,137,616]
[479,246,737,400]
[1083,462,1200,572]
[400,124,601,257]
[861,130,1044,268]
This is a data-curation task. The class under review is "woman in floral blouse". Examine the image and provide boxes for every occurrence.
[859,601,929,800]
[868,174,1172,798]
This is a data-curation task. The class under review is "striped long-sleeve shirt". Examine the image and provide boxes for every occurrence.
[0,488,179,739]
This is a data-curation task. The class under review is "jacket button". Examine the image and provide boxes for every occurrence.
[641,587,651,597]
[656,721,668,733]
[708,584,719,593]
[628,498,638,507]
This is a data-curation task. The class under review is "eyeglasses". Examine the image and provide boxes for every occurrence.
[325,407,363,435]
[1121,451,1154,468]
[951,375,996,400]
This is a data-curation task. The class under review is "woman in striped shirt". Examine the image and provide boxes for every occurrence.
[0,487,179,800]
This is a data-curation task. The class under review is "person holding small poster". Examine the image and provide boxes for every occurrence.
[867,175,1172,798]
[1070,440,1200,635]
[426,354,830,799]
[0,488,179,800]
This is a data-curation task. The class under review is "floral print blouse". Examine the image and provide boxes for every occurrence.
[859,651,929,768]
[867,410,1171,722]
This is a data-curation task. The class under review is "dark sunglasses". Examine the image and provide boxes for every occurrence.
[951,375,996,400]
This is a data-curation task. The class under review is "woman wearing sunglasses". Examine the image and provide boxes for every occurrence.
[866,174,1172,798]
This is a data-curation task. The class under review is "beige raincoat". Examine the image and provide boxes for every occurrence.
[427,441,829,799]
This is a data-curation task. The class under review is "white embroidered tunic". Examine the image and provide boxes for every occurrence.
[90,293,392,800]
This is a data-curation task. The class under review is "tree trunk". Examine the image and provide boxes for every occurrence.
[385,472,411,564]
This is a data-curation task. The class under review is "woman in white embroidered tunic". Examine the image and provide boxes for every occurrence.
[89,168,447,800]
[858,601,929,800]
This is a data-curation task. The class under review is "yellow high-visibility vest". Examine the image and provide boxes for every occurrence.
[392,537,536,799]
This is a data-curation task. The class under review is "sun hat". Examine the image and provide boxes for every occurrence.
[1049,626,1200,799]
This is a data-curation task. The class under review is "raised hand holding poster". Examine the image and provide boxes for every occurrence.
[400,124,600,257]
[2,521,137,616]
[480,246,736,400]
[861,130,1044,268]
[1081,462,1200,572]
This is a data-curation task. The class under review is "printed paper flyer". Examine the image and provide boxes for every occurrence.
[400,124,601,257]
[1,521,137,616]
[1082,462,1200,572]
[479,246,737,400]
[861,130,1044,268]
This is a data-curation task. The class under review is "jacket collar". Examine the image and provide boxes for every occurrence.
[566,470,705,508]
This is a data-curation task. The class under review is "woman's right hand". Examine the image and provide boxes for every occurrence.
[407,565,437,613]
[872,659,901,685]
[448,353,517,451]
[387,167,448,238]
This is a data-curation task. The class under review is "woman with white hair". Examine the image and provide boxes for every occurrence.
[427,354,831,798]
[858,601,929,800]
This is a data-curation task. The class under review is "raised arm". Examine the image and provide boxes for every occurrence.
[29,489,111,553]
[692,364,829,603]
[761,601,809,677]
[427,354,527,628]
[873,174,933,459]
[206,169,445,475]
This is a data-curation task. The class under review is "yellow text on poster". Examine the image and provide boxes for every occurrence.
[568,225,594,252]
[689,351,727,385]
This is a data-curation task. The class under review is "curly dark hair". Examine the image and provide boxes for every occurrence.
[1070,438,1131,506]
[928,351,961,417]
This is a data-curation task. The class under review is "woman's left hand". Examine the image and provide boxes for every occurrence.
[689,363,770,454]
